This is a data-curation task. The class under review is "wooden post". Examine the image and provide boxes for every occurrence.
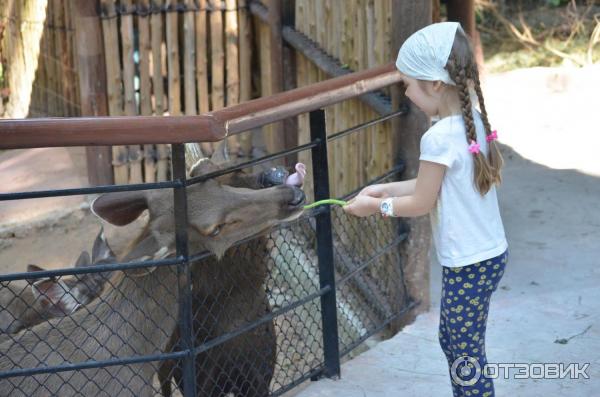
[446,0,484,72]
[74,0,114,186]
[224,0,241,155]
[282,0,298,165]
[266,0,286,163]
[389,0,432,335]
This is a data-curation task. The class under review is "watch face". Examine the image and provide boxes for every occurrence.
[382,202,390,211]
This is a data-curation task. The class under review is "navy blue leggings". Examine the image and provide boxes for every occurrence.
[438,250,508,397]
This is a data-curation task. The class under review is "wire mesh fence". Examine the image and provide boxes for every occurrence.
[0,109,416,396]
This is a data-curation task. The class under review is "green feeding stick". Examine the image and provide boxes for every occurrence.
[303,199,348,210]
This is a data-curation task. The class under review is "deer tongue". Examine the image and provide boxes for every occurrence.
[285,163,306,187]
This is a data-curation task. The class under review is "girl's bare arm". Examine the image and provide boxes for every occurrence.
[384,179,417,197]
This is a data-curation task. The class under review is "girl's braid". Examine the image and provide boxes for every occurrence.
[447,56,476,144]
[446,53,494,194]
[470,64,504,184]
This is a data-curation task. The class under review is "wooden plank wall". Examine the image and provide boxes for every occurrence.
[25,0,80,119]
[295,0,395,201]
[97,0,250,183]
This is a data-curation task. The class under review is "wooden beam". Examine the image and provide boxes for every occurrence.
[281,0,298,164]
[389,0,432,335]
[266,0,286,159]
[446,0,484,72]
[0,64,402,149]
[249,0,392,116]
[73,0,113,186]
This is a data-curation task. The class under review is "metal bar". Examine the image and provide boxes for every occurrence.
[309,109,341,379]
[186,139,319,186]
[0,350,187,380]
[171,143,197,396]
[327,108,407,142]
[249,0,393,116]
[339,299,420,358]
[340,164,406,201]
[193,285,332,356]
[270,365,325,397]
[0,257,182,282]
[0,64,401,149]
[336,232,409,287]
[0,180,180,202]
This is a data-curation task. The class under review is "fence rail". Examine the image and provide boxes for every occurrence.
[0,64,415,396]
[0,63,401,149]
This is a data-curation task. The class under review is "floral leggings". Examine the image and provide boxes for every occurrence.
[438,249,508,397]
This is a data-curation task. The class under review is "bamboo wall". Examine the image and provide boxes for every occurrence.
[98,0,253,184]
[0,0,79,119]
[294,0,396,201]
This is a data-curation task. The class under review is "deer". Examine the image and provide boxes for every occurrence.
[0,143,306,397]
[0,229,115,336]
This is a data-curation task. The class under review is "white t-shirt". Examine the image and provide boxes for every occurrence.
[419,110,508,268]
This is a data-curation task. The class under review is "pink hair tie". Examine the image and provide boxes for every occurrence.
[468,140,480,154]
[486,130,498,143]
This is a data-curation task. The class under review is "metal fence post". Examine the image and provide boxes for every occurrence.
[171,143,197,396]
[309,109,341,379]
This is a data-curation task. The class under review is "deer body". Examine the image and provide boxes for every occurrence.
[161,236,277,396]
[0,159,305,396]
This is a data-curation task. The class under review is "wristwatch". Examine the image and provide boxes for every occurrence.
[380,198,394,217]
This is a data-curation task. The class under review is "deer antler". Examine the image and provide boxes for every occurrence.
[185,143,206,173]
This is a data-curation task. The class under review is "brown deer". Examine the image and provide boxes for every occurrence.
[0,155,305,396]
[0,229,115,335]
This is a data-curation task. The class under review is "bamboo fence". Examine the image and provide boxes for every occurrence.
[97,0,251,183]
[0,0,80,119]
[294,0,395,202]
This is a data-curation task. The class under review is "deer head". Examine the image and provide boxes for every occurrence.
[0,229,116,333]
[92,156,306,260]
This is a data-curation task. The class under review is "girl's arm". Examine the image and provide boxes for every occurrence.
[357,178,416,199]
[343,161,445,217]
[384,179,417,197]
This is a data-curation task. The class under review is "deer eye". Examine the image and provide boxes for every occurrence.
[209,226,221,237]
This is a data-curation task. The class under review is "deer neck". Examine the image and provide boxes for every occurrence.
[86,229,179,356]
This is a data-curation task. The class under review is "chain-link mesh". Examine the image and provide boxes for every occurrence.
[0,178,411,396]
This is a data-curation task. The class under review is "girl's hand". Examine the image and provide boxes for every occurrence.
[357,184,389,199]
[343,196,380,217]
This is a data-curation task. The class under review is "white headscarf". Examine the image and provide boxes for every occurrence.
[395,22,461,86]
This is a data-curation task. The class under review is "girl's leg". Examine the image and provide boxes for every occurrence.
[439,280,463,397]
[439,250,508,397]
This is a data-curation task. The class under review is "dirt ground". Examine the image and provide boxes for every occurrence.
[0,146,148,273]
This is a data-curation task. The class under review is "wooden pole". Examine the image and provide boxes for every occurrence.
[237,0,253,157]
[266,0,286,163]
[224,0,241,155]
[121,0,143,184]
[389,0,432,335]
[446,0,484,72]
[281,0,297,164]
[73,0,113,186]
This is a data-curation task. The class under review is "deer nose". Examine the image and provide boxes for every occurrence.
[260,166,289,187]
[288,186,306,207]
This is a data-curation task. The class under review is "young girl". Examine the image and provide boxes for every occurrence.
[343,22,508,397]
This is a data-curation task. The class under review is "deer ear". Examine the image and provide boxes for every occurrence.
[32,279,81,316]
[26,264,48,285]
[91,228,115,264]
[74,252,91,268]
[91,191,149,226]
[210,139,230,165]
[189,158,222,178]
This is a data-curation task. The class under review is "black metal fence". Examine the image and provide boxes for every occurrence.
[0,109,416,396]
